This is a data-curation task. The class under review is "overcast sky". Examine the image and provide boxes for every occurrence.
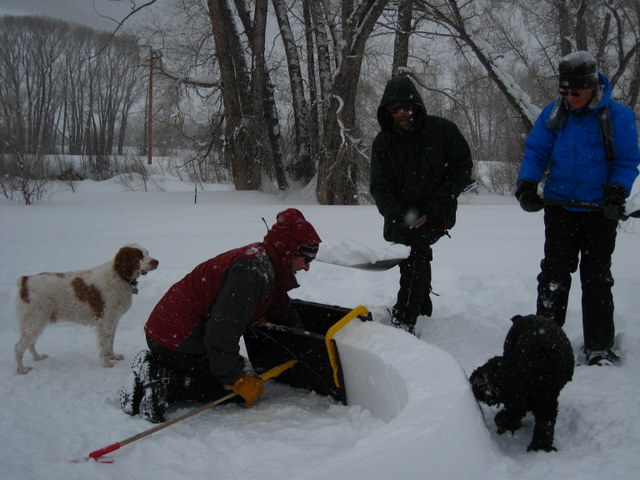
[0,0,144,31]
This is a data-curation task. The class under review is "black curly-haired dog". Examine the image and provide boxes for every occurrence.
[470,314,574,452]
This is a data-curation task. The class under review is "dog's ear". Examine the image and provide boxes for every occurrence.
[510,315,522,324]
[470,357,504,406]
[114,246,143,280]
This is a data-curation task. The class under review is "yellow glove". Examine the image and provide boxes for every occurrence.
[225,375,264,406]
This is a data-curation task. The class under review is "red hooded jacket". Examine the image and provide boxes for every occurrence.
[144,209,321,385]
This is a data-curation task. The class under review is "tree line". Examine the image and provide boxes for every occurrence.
[1,0,639,205]
[0,16,145,159]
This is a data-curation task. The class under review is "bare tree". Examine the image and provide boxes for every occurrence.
[412,0,640,130]
[0,16,145,163]
[204,0,288,191]
[0,17,27,154]
[413,0,540,130]
[0,17,67,154]
[509,0,640,106]
[234,0,288,190]
[272,0,313,183]
[315,0,391,205]
[93,34,145,156]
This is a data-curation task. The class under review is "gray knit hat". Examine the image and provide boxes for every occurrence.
[559,51,599,89]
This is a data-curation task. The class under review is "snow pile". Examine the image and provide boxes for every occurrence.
[317,238,409,267]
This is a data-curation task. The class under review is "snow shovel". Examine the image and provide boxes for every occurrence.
[543,198,640,220]
[314,181,478,272]
[316,257,404,271]
[73,359,297,463]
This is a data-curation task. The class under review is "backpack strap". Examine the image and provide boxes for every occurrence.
[597,104,615,162]
[547,98,568,130]
[548,100,615,162]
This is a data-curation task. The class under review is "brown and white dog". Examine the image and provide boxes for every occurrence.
[15,244,158,374]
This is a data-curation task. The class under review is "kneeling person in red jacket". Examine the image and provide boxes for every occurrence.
[119,208,321,423]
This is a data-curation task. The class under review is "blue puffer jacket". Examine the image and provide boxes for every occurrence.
[518,73,640,206]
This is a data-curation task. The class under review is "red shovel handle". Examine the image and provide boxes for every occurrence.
[88,442,121,459]
[76,359,297,463]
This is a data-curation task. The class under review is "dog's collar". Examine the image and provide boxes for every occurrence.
[121,276,139,294]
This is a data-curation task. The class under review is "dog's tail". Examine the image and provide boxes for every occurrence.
[17,276,30,303]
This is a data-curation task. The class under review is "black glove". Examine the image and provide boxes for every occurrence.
[384,216,410,244]
[422,203,440,223]
[603,183,626,220]
[411,225,445,250]
[515,180,543,212]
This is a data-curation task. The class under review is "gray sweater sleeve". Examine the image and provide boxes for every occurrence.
[204,256,273,385]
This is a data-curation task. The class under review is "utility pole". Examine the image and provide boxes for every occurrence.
[146,49,160,165]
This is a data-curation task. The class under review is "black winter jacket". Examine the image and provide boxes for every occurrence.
[370,76,472,245]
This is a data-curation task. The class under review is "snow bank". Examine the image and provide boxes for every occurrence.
[2,182,639,480]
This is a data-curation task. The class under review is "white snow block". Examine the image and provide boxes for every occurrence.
[303,320,496,480]
[625,164,640,216]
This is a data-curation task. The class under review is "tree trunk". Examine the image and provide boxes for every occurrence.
[272,0,313,183]
[557,1,572,57]
[242,0,288,190]
[316,0,390,205]
[575,0,589,52]
[316,61,363,205]
[392,0,413,77]
[302,0,321,178]
[207,0,260,190]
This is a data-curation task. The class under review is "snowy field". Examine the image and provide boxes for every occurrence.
[1,176,639,480]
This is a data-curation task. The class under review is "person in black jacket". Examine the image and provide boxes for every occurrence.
[370,76,472,334]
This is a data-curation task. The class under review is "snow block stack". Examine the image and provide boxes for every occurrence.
[326,320,496,479]
[246,300,496,479]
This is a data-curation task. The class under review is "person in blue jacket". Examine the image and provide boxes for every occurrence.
[515,51,640,366]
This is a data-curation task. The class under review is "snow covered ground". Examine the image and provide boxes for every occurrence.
[1,176,639,480]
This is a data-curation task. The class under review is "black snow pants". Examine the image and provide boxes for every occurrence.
[393,242,433,327]
[536,206,618,351]
[147,337,230,404]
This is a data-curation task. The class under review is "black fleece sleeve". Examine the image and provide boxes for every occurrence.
[436,120,473,200]
[204,257,273,385]
[370,133,405,222]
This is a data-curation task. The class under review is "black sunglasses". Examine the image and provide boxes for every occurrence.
[559,90,583,97]
[388,103,413,114]
[295,253,314,264]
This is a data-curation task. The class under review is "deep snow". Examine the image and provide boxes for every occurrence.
[1,175,639,480]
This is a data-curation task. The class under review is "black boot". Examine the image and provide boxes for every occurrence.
[391,308,416,334]
[419,294,433,317]
[136,351,175,423]
[119,350,149,416]
[393,247,432,335]
[536,277,571,326]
